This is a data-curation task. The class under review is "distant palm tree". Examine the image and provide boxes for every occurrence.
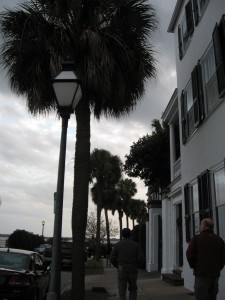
[0,1,158,299]
[129,198,139,229]
[111,193,124,240]
[90,149,122,260]
[118,178,137,227]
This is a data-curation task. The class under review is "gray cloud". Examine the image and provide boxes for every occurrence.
[0,0,177,237]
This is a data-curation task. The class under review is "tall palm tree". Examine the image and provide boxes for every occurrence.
[128,198,141,228]
[90,149,122,260]
[118,178,137,227]
[111,193,124,240]
[109,178,136,239]
[0,1,158,299]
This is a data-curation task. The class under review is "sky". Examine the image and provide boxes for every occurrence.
[0,0,177,238]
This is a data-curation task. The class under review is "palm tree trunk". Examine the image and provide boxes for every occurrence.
[119,210,123,240]
[104,208,110,247]
[95,183,102,260]
[126,214,129,228]
[104,208,111,266]
[72,97,90,300]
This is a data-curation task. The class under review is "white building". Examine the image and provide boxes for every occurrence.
[147,0,225,297]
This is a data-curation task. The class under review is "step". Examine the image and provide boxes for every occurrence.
[173,269,182,277]
[161,273,184,286]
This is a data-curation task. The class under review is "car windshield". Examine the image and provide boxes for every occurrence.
[0,252,29,270]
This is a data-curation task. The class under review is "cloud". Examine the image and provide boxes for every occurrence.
[0,0,177,237]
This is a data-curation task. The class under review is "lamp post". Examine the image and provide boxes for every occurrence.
[42,220,45,237]
[46,62,82,300]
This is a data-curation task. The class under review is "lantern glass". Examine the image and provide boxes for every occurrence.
[53,69,82,111]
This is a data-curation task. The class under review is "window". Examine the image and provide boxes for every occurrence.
[178,1,194,59]
[213,168,225,239]
[212,15,225,98]
[201,44,219,113]
[186,82,195,135]
[191,183,200,235]
[184,182,200,242]
[193,0,210,26]
[184,164,225,242]
[180,15,225,144]
[181,78,199,143]
[184,170,212,242]
[34,254,44,271]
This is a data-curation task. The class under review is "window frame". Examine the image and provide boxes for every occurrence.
[192,0,210,26]
[178,0,194,59]
[184,170,213,242]
[211,163,225,239]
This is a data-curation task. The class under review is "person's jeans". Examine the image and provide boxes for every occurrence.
[117,269,138,300]
[194,276,219,300]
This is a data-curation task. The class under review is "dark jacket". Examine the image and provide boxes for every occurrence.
[186,230,225,278]
[109,238,145,273]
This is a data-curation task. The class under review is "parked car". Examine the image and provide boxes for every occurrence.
[34,244,52,255]
[0,248,50,300]
[43,240,72,268]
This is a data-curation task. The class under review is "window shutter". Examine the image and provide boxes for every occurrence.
[219,16,225,57]
[198,170,212,219]
[212,21,225,98]
[180,90,187,143]
[178,25,183,60]
[191,63,205,127]
[192,0,199,26]
[197,61,205,121]
[184,184,191,242]
[191,66,200,126]
[185,1,194,37]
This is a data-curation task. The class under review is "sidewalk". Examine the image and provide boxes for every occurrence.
[85,261,195,300]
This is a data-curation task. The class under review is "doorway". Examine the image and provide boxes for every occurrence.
[176,203,183,267]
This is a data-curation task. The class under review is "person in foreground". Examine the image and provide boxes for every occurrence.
[186,218,225,300]
[109,228,145,300]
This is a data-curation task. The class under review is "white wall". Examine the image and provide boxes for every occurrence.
[170,1,225,298]
[146,208,162,272]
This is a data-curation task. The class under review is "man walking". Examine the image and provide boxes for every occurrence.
[186,218,225,300]
[109,228,145,300]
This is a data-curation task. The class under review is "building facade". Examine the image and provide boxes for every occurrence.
[163,0,225,298]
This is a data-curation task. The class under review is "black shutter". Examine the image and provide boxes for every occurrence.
[212,21,225,98]
[192,0,199,26]
[184,184,191,242]
[219,16,225,57]
[191,66,200,126]
[197,61,205,121]
[178,25,183,60]
[185,1,194,37]
[198,170,212,219]
[191,63,205,127]
[180,90,187,143]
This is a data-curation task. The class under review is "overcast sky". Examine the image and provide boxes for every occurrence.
[0,0,177,238]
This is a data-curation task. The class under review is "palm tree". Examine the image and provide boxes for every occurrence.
[111,193,124,240]
[128,198,140,228]
[109,178,136,239]
[90,149,122,260]
[118,178,137,227]
[0,1,158,299]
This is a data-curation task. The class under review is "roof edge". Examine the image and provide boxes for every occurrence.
[167,0,184,33]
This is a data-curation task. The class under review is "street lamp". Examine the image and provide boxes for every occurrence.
[47,62,82,300]
[42,220,45,237]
